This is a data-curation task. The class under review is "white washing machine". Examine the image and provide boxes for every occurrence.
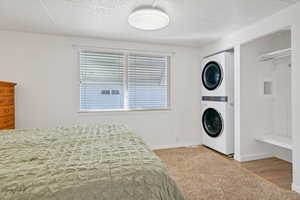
[202,100,234,155]
[201,52,234,97]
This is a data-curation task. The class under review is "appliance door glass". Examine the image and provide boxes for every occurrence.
[202,61,222,90]
[202,108,223,138]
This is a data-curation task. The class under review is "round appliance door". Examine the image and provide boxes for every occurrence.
[202,61,222,90]
[202,108,223,138]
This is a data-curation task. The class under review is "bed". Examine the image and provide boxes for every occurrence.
[0,124,184,200]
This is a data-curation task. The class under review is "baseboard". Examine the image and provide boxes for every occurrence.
[239,153,273,162]
[292,183,300,193]
[150,143,200,150]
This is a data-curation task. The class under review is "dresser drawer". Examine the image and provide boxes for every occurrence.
[0,125,14,130]
[0,116,14,128]
[0,96,14,106]
[0,87,14,96]
[0,105,14,117]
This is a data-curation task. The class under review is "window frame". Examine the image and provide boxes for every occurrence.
[77,47,171,113]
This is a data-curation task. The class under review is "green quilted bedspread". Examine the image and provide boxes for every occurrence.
[0,124,185,200]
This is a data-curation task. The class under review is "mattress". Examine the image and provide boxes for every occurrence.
[0,124,184,200]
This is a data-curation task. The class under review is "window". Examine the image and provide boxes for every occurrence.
[79,49,170,111]
[101,90,111,95]
[111,90,120,95]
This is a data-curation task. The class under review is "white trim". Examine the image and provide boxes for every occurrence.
[167,55,171,110]
[292,183,300,193]
[239,153,273,162]
[123,53,129,110]
[72,44,175,57]
[150,143,201,150]
[76,47,81,115]
[234,45,241,161]
[234,154,241,162]
[78,108,171,113]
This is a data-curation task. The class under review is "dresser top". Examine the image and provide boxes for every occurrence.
[0,81,17,87]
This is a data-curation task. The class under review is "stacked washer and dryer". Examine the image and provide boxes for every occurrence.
[201,52,234,155]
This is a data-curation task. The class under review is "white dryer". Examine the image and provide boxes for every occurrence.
[201,52,234,97]
[202,100,234,155]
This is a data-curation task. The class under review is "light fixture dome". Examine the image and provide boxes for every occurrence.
[128,8,170,31]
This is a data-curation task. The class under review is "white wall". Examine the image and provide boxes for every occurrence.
[199,2,300,192]
[0,31,202,150]
[240,31,291,162]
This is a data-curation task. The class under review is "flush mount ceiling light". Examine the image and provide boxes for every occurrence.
[128,8,170,31]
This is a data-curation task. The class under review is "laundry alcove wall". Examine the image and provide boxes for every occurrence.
[239,29,292,162]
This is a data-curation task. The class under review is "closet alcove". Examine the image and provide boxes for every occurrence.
[256,48,292,150]
[240,29,292,164]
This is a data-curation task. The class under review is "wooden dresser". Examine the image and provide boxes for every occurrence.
[0,81,16,130]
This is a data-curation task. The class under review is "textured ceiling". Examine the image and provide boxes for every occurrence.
[0,0,299,47]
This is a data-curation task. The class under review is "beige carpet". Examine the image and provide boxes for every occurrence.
[154,146,300,200]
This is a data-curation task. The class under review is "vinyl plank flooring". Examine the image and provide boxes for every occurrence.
[202,146,292,190]
[240,157,292,190]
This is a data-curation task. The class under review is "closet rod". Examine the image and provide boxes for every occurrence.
[259,48,291,62]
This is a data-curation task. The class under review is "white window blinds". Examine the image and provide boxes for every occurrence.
[80,50,125,110]
[79,49,170,111]
[128,54,169,109]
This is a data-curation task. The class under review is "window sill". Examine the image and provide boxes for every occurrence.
[78,108,171,114]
